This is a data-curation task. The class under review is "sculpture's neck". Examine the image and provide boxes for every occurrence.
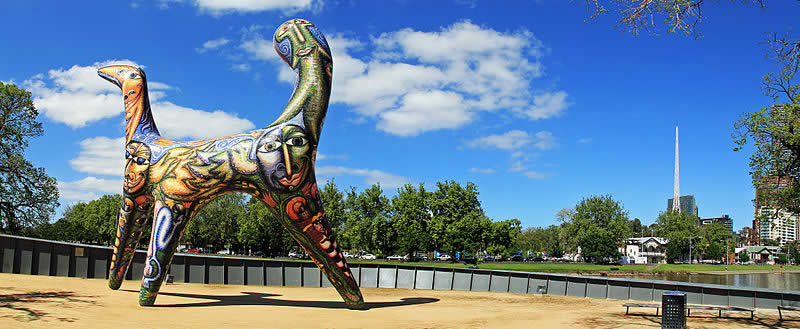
[126,75,160,142]
[269,54,331,143]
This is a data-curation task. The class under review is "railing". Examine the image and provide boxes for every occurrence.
[2,233,799,309]
[638,252,666,257]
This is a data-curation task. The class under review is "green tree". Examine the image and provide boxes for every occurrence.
[565,195,631,263]
[428,180,486,253]
[341,184,391,254]
[320,179,346,231]
[239,196,297,256]
[655,210,700,262]
[184,193,247,251]
[40,194,121,245]
[389,183,431,255]
[699,222,731,261]
[777,253,789,264]
[0,83,59,233]
[739,251,751,263]
[484,218,521,257]
[629,218,644,237]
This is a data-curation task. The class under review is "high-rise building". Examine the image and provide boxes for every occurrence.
[667,195,698,216]
[754,175,799,245]
[673,126,681,212]
[700,215,733,234]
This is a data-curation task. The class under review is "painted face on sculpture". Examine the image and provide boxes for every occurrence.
[124,141,151,194]
[256,124,311,190]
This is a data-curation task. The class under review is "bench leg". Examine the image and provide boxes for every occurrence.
[779,308,782,320]
[719,310,722,317]
[656,308,659,316]
[626,306,629,315]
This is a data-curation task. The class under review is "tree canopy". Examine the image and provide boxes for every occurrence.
[564,195,631,263]
[0,83,59,233]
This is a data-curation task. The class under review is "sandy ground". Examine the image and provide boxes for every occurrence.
[0,273,797,328]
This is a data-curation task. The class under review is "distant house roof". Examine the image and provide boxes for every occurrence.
[626,237,668,245]
[738,246,781,254]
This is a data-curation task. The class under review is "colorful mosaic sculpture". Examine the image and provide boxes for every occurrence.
[98,19,365,309]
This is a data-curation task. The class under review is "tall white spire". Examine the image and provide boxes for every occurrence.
[673,125,681,212]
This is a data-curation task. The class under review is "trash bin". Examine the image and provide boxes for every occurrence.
[662,291,686,329]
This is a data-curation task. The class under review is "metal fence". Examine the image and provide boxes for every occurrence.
[2,233,799,309]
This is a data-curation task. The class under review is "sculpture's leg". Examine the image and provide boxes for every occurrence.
[109,195,152,290]
[263,190,366,310]
[139,197,189,306]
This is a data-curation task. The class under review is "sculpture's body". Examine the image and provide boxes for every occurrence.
[98,19,365,309]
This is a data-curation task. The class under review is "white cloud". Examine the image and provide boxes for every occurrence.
[378,90,472,136]
[165,0,320,15]
[231,63,251,72]
[578,138,592,144]
[240,21,568,136]
[58,177,122,201]
[23,61,256,140]
[523,171,554,179]
[532,131,557,150]
[467,130,532,150]
[69,137,125,176]
[470,168,495,174]
[151,101,255,139]
[196,38,230,53]
[509,160,527,173]
[521,91,569,120]
[316,153,349,161]
[316,166,411,188]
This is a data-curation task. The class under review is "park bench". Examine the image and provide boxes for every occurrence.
[623,302,661,315]
[686,304,754,319]
[623,303,754,319]
[778,305,800,320]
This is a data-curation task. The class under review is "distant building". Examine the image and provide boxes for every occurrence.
[620,237,668,264]
[754,175,799,245]
[700,215,733,234]
[735,246,781,264]
[667,195,698,216]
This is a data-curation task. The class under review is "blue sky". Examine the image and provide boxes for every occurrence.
[1,1,798,231]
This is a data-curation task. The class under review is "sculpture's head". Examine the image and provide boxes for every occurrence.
[255,122,312,191]
[97,65,156,142]
[124,141,151,194]
[273,18,331,69]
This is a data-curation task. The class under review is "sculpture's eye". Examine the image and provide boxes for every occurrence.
[287,137,307,147]
[125,151,131,159]
[261,141,282,152]
[128,72,139,79]
[135,157,147,165]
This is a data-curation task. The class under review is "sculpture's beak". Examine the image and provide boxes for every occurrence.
[97,65,136,89]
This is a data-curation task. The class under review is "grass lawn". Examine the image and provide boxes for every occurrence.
[221,255,800,274]
[347,260,800,273]
[347,260,649,273]
[653,264,800,272]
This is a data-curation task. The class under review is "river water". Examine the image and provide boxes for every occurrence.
[629,272,800,291]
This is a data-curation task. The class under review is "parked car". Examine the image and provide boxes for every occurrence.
[288,250,305,259]
[360,254,377,260]
[252,251,265,257]
[386,255,405,261]
[187,249,200,253]
[509,254,524,262]
[217,249,233,255]
[461,255,477,266]
[436,254,452,261]
[342,251,354,258]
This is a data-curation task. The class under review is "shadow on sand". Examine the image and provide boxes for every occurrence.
[121,289,438,310]
[0,288,97,323]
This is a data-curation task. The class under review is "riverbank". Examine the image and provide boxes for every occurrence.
[346,260,800,275]
[0,273,790,328]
